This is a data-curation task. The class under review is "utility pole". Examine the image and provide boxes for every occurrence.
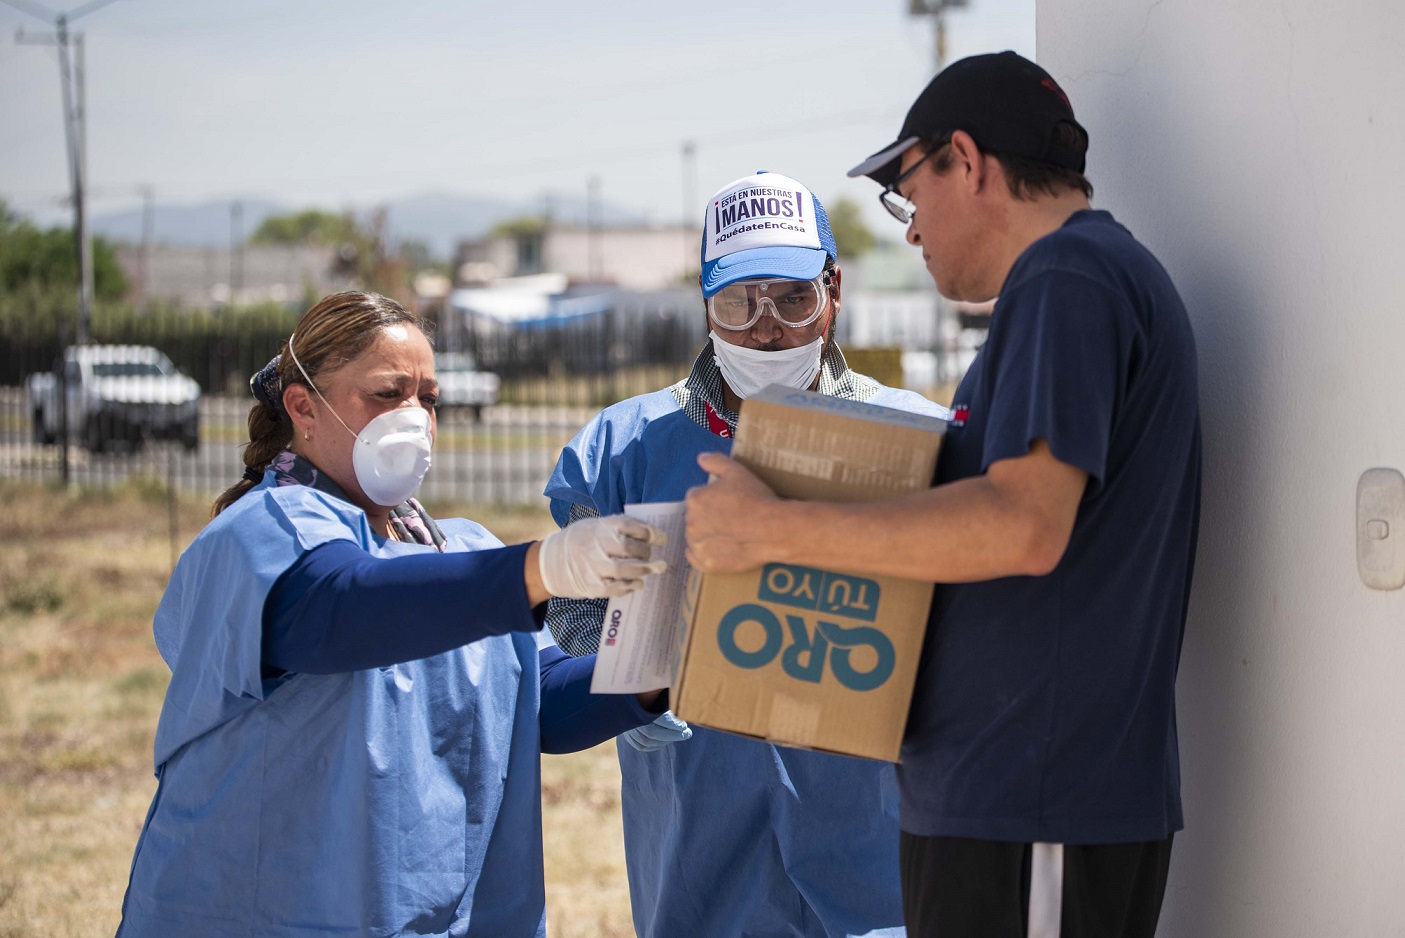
[9,0,124,346]
[907,0,968,72]
[137,183,154,314]
[72,29,93,334]
[908,0,968,386]
[586,175,602,281]
[681,140,697,277]
[540,190,555,276]
[230,200,244,302]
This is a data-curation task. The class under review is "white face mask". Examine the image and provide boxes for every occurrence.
[710,331,824,400]
[345,406,433,507]
[287,333,434,507]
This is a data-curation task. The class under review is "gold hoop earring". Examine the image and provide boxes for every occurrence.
[303,430,310,442]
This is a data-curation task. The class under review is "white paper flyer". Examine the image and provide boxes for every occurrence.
[589,501,689,694]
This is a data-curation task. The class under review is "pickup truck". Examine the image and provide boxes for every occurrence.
[27,345,202,452]
[434,352,500,422]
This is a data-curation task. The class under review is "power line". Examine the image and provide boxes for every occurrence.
[6,103,909,206]
[479,35,918,109]
[65,0,122,19]
[0,0,58,21]
[178,106,910,193]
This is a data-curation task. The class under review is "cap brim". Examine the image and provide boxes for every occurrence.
[846,136,922,186]
[700,246,828,298]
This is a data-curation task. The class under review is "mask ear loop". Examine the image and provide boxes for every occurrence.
[286,332,362,444]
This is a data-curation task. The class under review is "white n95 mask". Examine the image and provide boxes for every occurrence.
[710,331,824,400]
[287,333,434,507]
[349,406,433,507]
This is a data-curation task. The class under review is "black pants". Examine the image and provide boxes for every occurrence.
[899,833,1174,938]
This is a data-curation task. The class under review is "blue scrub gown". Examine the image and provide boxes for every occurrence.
[117,481,547,938]
[546,385,946,938]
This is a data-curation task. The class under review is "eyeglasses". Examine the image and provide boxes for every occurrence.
[878,148,936,224]
[707,274,830,331]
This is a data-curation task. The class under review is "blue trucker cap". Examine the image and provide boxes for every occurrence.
[700,171,838,298]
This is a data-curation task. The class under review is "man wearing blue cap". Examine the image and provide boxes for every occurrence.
[686,53,1201,938]
[543,171,945,938]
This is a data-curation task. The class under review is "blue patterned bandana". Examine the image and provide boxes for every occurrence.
[266,450,446,551]
[250,354,288,422]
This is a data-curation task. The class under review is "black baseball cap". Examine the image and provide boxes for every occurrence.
[848,51,1088,186]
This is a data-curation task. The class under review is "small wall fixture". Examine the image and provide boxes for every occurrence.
[1357,468,1405,591]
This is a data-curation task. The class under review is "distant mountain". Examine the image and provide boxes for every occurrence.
[381,193,524,257]
[85,192,648,260]
[384,192,645,258]
[87,199,288,251]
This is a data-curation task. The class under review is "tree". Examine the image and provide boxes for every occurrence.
[397,239,445,274]
[0,200,129,301]
[826,197,876,259]
[250,208,405,297]
[489,215,547,239]
[249,209,361,247]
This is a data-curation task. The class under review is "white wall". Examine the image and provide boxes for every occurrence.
[116,244,339,309]
[1038,3,1405,935]
[544,227,698,291]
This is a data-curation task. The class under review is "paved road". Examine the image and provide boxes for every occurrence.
[0,393,598,507]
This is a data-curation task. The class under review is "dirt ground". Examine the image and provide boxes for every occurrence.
[0,479,633,938]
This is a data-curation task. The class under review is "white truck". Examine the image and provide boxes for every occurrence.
[26,345,202,452]
[434,351,500,422]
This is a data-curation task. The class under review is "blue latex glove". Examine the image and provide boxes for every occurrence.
[622,710,692,752]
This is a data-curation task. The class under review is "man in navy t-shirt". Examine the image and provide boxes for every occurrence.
[684,51,1200,938]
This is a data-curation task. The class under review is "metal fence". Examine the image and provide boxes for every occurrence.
[1,300,706,509]
[2,290,973,511]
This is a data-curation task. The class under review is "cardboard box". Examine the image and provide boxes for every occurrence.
[673,385,946,762]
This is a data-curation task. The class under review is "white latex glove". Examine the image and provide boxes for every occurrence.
[538,514,668,599]
[623,711,692,752]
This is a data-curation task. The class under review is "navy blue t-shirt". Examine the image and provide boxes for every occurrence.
[899,210,1201,844]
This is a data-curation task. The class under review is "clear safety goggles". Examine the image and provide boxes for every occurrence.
[706,274,830,331]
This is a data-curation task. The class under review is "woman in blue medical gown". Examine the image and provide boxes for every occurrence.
[116,291,666,938]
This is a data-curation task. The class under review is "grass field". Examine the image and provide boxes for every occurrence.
[0,480,634,938]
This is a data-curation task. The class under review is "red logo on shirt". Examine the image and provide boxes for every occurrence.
[950,404,970,428]
[704,401,733,438]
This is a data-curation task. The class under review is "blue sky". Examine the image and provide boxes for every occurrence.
[1,0,1033,231]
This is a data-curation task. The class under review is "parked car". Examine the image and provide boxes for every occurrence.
[26,345,202,452]
[434,352,500,422]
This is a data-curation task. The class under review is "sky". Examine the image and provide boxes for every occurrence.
[1,0,1034,236]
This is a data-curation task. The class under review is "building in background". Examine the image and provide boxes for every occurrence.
[115,243,348,309]
[454,224,698,291]
[445,228,988,396]
[841,241,989,394]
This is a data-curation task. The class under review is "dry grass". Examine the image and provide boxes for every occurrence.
[542,743,635,938]
[0,480,631,938]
